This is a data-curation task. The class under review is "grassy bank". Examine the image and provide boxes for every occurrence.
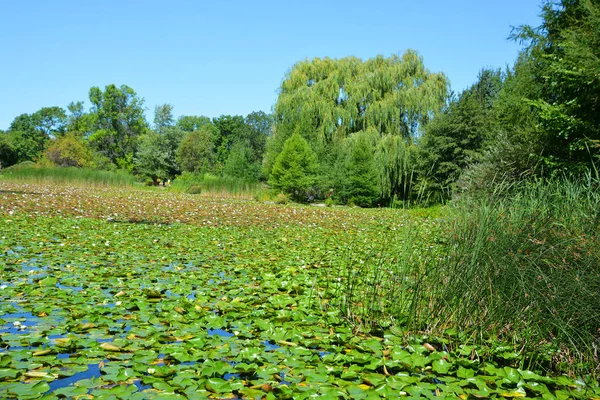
[338,175,600,375]
[0,165,136,187]
[170,172,266,200]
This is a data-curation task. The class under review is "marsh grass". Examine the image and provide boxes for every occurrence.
[336,175,600,374]
[170,172,266,199]
[0,165,136,187]
[430,176,600,373]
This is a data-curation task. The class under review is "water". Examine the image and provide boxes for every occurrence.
[208,329,234,337]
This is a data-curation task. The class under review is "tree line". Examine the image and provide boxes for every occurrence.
[1,0,597,204]
[0,85,273,185]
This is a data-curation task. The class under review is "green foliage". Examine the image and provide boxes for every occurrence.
[243,111,273,163]
[0,132,18,168]
[427,177,600,371]
[186,185,202,194]
[176,125,218,173]
[0,166,135,186]
[88,84,148,168]
[153,103,175,130]
[42,133,94,168]
[33,106,67,138]
[170,171,264,198]
[274,192,289,204]
[269,132,318,202]
[344,131,378,207]
[6,112,54,162]
[212,114,247,168]
[266,50,448,202]
[134,132,172,183]
[509,0,600,170]
[223,141,260,182]
[176,115,212,132]
[375,134,416,204]
[419,69,503,199]
[66,101,96,137]
[273,51,448,145]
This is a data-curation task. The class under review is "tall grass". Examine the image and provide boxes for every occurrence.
[0,165,136,187]
[170,172,266,199]
[427,176,600,373]
[335,174,600,374]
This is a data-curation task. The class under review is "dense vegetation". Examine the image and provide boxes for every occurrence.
[0,182,598,399]
[0,0,598,396]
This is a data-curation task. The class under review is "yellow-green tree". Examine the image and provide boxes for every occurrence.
[266,50,448,202]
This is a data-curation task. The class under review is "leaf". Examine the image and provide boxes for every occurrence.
[500,387,527,397]
[100,342,122,352]
[432,359,452,374]
[39,276,57,286]
[456,366,475,379]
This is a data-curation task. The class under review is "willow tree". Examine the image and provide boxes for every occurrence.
[266,50,448,201]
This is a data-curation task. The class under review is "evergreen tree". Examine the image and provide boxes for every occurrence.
[269,133,318,202]
[345,132,378,207]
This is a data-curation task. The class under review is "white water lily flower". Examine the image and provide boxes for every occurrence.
[0,285,7,290]
[147,368,156,375]
[13,321,21,326]
[115,301,122,306]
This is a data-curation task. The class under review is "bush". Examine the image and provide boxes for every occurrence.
[186,185,202,194]
[275,193,289,204]
[325,198,333,207]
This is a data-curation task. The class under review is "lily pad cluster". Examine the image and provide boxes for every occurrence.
[0,182,598,399]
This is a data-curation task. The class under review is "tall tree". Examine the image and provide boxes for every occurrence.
[154,104,175,132]
[512,0,600,169]
[42,133,93,168]
[88,84,148,169]
[6,113,50,162]
[266,50,448,199]
[176,125,218,173]
[32,107,67,138]
[243,111,273,163]
[344,131,378,207]
[419,69,503,198]
[223,140,260,181]
[176,115,212,132]
[66,101,97,137]
[134,132,172,183]
[212,115,246,168]
[0,132,17,168]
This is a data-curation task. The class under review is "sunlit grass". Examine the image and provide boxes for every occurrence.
[0,165,136,187]
[337,175,600,375]
[170,172,266,200]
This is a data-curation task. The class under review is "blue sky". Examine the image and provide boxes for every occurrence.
[0,0,543,130]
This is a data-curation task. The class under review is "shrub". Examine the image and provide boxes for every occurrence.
[275,193,289,204]
[186,185,202,194]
